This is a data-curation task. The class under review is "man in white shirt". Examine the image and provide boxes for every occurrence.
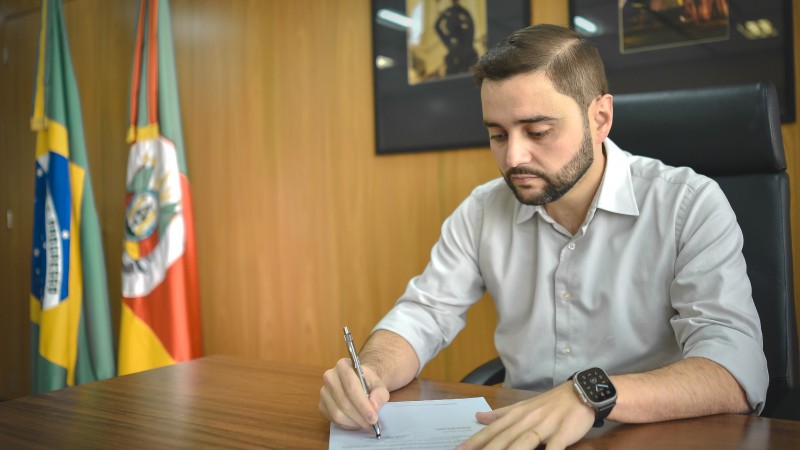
[319,24,767,449]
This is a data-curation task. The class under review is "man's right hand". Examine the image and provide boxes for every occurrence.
[319,358,390,430]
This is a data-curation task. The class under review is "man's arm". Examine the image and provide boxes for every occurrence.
[610,356,750,422]
[319,330,419,430]
[458,357,750,450]
[358,329,420,391]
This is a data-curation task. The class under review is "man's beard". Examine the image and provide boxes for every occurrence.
[503,126,594,206]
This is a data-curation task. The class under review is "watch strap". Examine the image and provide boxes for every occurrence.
[592,402,614,427]
[595,401,614,419]
[569,370,615,428]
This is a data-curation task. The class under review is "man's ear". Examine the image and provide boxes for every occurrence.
[591,94,614,142]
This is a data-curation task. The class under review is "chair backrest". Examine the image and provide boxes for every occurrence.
[609,82,799,419]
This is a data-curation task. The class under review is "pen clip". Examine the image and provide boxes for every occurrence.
[344,328,359,365]
[343,326,369,396]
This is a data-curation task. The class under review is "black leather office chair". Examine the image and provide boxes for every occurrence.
[462,82,800,420]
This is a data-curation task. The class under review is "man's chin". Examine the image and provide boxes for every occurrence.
[511,187,547,206]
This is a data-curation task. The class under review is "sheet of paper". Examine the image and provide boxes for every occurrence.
[328,397,491,449]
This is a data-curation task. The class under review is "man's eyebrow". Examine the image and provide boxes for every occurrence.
[483,115,559,128]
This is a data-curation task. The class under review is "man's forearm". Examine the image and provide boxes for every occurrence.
[359,329,420,392]
[609,357,750,423]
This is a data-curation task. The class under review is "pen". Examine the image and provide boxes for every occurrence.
[343,326,382,439]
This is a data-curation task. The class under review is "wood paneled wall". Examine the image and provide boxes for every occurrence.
[0,0,798,400]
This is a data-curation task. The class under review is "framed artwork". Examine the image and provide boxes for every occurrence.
[372,0,530,154]
[569,0,795,122]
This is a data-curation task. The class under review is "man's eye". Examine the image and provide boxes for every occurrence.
[529,129,550,139]
[489,133,507,141]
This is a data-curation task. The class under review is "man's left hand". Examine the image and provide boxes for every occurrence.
[456,382,595,450]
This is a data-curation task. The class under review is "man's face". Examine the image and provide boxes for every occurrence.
[481,71,597,206]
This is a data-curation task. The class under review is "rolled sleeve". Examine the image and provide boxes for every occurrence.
[681,325,768,414]
[670,181,768,413]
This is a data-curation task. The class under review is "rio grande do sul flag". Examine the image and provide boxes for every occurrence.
[29,0,115,393]
[119,0,202,376]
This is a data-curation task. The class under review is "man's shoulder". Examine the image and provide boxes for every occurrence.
[625,151,714,193]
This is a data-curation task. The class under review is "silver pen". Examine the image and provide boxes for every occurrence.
[343,326,382,439]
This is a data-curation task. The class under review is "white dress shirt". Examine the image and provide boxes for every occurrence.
[374,138,768,413]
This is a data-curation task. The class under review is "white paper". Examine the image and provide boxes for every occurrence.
[328,397,491,450]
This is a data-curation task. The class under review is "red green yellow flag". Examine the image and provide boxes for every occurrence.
[29,0,116,393]
[119,0,203,375]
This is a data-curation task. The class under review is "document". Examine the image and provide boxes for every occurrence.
[328,397,490,449]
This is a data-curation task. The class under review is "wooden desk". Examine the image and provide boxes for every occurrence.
[0,355,798,449]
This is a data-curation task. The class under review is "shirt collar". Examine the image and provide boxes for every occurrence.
[514,138,639,225]
[595,138,639,217]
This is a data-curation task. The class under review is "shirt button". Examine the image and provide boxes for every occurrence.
[562,348,572,355]
[562,291,571,300]
[568,242,576,250]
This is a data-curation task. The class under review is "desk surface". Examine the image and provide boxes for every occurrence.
[1,355,798,449]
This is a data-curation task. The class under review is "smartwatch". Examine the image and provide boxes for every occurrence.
[569,367,617,427]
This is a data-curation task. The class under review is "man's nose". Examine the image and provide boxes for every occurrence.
[506,133,532,168]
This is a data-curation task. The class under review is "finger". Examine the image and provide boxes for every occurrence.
[544,438,567,450]
[358,364,390,413]
[507,428,544,450]
[475,405,517,425]
[319,385,362,429]
[457,407,528,450]
[475,403,514,425]
[482,410,555,450]
[463,399,559,450]
[335,359,381,424]
[543,411,591,450]
[320,370,369,429]
[322,363,372,429]
[475,411,498,425]
[368,385,390,413]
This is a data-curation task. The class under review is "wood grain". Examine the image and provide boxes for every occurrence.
[0,8,40,401]
[0,355,798,449]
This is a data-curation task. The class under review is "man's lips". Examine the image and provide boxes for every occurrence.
[510,174,540,182]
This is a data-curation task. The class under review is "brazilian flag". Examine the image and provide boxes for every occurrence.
[29,0,115,394]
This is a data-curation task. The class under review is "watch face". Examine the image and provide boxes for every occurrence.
[576,368,616,403]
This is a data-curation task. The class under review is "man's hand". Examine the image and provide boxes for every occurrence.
[318,330,419,430]
[456,382,595,450]
[319,358,390,431]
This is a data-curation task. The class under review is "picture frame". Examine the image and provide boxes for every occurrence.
[372,0,530,154]
[569,0,795,123]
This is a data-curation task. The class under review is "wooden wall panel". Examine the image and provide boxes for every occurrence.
[1,0,798,402]
[169,0,501,380]
[0,11,40,400]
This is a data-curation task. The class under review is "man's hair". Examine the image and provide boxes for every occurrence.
[472,24,608,111]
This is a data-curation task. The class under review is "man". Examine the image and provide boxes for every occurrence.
[319,24,767,449]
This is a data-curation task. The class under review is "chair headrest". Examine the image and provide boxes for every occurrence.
[608,82,786,176]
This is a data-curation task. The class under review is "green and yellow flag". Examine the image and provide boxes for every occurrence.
[29,0,115,393]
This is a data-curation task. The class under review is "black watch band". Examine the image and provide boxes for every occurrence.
[592,402,613,427]
[569,368,617,428]
[595,401,614,419]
